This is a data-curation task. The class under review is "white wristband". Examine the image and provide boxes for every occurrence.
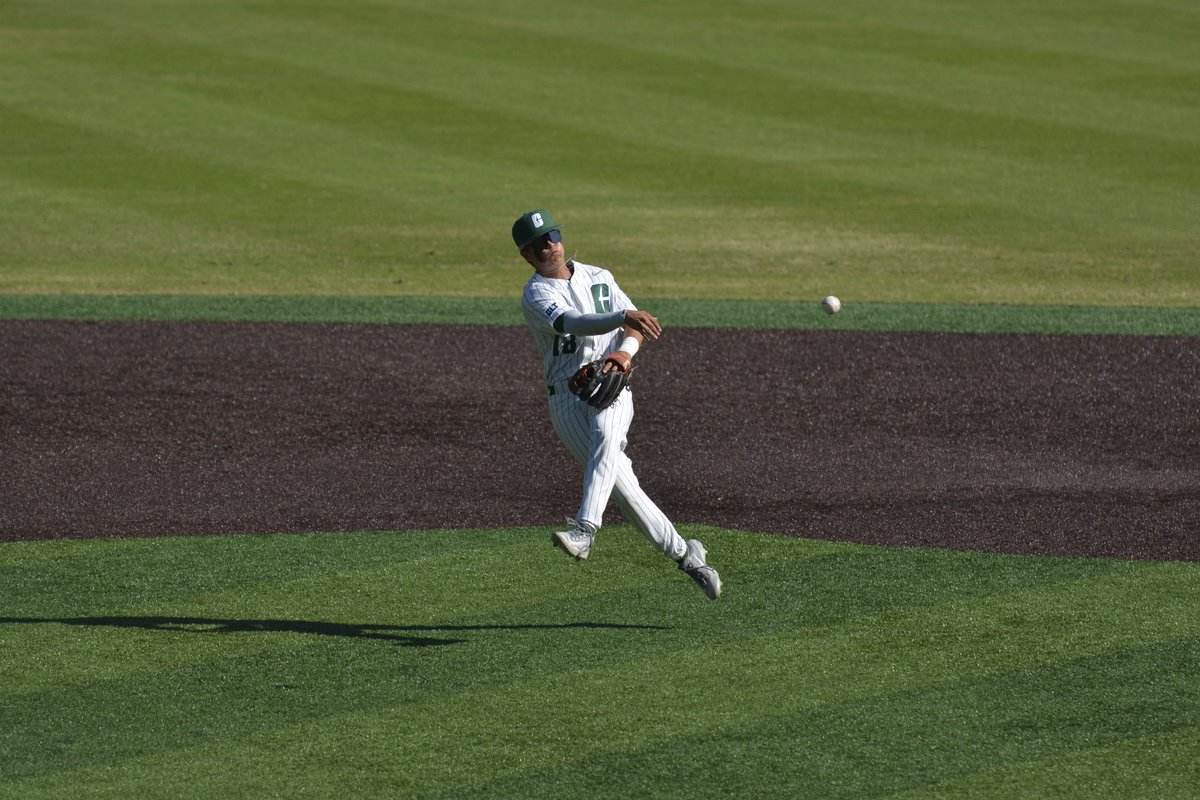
[617,336,640,357]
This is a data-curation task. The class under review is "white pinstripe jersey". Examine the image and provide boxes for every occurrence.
[521,260,636,386]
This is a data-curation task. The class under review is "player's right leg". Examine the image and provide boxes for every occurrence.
[548,392,630,531]
[546,395,610,559]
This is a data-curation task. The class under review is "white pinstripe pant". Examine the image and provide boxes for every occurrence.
[549,389,688,561]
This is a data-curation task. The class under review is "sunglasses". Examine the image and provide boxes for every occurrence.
[531,229,562,249]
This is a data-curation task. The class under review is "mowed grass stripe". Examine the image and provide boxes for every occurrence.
[6,561,1195,797]
[127,0,1200,266]
[55,0,1199,180]
[888,727,1200,800]
[0,101,417,297]
[0,529,592,694]
[0,530,501,619]
[432,637,1200,799]
[260,6,1200,228]
[3,47,525,295]
[241,0,1199,175]
[4,54,500,213]
[776,0,1200,69]
[3,529,1194,795]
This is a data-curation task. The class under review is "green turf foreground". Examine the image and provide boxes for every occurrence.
[2,528,1198,799]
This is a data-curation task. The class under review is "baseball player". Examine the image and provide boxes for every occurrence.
[513,209,722,599]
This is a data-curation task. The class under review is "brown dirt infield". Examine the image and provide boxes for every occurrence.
[2,320,1197,560]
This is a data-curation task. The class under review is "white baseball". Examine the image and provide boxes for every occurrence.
[821,295,842,315]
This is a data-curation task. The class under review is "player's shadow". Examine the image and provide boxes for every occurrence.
[0,616,667,648]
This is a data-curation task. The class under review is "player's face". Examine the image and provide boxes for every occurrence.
[523,230,566,275]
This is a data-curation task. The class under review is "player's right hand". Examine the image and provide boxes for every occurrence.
[624,310,662,340]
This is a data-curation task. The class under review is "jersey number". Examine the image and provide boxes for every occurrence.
[553,334,578,356]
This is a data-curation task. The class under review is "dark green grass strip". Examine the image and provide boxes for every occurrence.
[2,294,1198,335]
[0,531,490,618]
[433,635,1200,800]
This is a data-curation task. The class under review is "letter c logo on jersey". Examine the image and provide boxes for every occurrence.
[531,213,544,227]
[591,284,612,313]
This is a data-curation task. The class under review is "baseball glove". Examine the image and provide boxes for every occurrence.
[567,357,634,410]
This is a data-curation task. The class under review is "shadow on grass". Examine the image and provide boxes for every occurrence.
[0,616,667,648]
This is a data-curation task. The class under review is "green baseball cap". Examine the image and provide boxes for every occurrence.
[512,209,563,249]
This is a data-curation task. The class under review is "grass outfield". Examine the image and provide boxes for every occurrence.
[3,527,1198,799]
[2,0,1198,306]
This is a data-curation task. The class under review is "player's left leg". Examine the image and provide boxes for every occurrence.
[611,465,687,560]
[612,461,721,598]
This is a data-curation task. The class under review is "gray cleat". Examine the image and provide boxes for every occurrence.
[678,539,722,599]
[551,520,595,560]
